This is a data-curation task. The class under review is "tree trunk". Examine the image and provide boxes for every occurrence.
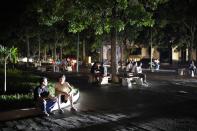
[82,40,86,62]
[120,44,123,69]
[76,33,80,72]
[44,46,47,62]
[54,30,58,61]
[26,35,30,67]
[150,29,153,71]
[4,59,6,92]
[51,46,54,60]
[60,43,63,60]
[54,42,57,61]
[38,34,41,62]
[111,27,117,82]
[101,40,103,62]
[184,20,196,61]
[189,30,195,61]
[188,44,192,62]
[111,6,118,82]
[121,38,126,69]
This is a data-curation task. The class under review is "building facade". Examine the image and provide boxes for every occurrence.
[102,44,196,66]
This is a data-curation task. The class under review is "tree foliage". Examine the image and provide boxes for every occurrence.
[0,45,18,92]
[0,45,18,63]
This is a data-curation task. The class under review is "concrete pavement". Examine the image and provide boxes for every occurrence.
[1,70,197,130]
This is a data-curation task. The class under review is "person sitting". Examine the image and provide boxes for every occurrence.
[125,61,133,77]
[99,62,105,76]
[131,61,137,74]
[34,77,61,116]
[126,61,133,72]
[98,62,109,81]
[154,59,160,70]
[61,59,68,71]
[55,74,77,112]
[133,62,148,85]
[90,62,100,82]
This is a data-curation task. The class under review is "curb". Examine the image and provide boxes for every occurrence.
[0,108,42,122]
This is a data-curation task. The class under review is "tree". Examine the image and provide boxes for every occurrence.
[159,0,197,61]
[66,0,160,82]
[0,45,18,92]
[36,0,168,82]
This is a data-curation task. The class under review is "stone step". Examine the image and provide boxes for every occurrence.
[0,108,42,121]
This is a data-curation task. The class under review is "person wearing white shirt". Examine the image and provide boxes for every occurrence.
[131,62,137,73]
[55,74,77,112]
[126,62,133,72]
[134,62,147,84]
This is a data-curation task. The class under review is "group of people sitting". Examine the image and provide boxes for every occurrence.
[34,74,77,117]
[90,62,108,83]
[60,58,76,71]
[126,60,148,85]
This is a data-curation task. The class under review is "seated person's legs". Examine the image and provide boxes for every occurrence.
[61,93,70,102]
[61,95,67,103]
[57,92,76,111]
[38,99,47,113]
[94,73,100,82]
[191,69,195,76]
[99,74,105,82]
[143,73,147,83]
[37,99,55,116]
[136,73,147,83]
[45,99,57,113]
[156,64,160,70]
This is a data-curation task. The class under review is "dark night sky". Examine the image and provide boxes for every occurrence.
[0,0,26,30]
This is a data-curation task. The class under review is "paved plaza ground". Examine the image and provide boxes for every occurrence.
[1,70,197,131]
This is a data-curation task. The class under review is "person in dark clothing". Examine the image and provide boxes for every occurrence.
[99,62,105,76]
[34,77,59,116]
[189,60,196,77]
[90,62,100,82]
[90,62,98,73]
[97,62,107,82]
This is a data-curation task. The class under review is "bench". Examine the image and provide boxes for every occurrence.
[88,74,111,85]
[67,66,72,72]
[122,76,143,88]
[178,68,187,76]
[100,76,110,85]
[51,89,80,111]
[37,65,59,72]
[37,66,47,72]
[0,90,80,121]
[52,65,60,72]
[178,68,195,77]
